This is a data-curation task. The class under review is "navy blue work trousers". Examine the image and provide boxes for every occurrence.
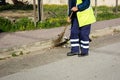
[70,18,91,54]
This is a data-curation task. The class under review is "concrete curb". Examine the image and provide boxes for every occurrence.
[0,40,53,60]
[90,26,120,38]
[0,26,120,60]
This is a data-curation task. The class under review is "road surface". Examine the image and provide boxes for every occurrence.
[0,33,120,80]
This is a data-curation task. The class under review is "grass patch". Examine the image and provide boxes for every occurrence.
[94,6,120,21]
[11,52,18,57]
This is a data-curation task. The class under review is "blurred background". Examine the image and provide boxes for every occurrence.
[0,0,120,32]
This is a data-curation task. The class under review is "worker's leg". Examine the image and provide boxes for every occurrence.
[79,24,91,54]
[70,18,80,53]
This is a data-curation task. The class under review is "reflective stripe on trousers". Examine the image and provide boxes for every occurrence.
[70,18,91,54]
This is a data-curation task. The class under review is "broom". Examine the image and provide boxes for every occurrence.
[53,12,73,47]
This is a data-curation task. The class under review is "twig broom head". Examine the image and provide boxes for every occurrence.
[52,12,73,47]
[53,27,66,47]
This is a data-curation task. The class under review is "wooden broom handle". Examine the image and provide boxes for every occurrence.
[63,12,74,32]
[69,12,73,19]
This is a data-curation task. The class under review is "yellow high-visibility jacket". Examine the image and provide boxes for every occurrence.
[76,0,96,27]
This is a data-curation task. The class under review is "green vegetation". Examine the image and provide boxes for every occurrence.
[95,6,120,21]
[11,52,18,57]
[0,17,12,32]
[0,17,34,32]
[0,5,120,32]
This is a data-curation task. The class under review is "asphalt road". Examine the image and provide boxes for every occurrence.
[0,33,120,80]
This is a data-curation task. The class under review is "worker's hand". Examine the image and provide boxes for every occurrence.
[71,7,78,12]
[67,17,71,23]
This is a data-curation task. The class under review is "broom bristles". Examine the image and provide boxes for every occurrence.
[53,12,73,47]
[53,25,68,47]
[53,31,65,47]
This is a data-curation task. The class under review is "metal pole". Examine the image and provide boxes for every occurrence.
[41,0,44,21]
[115,0,118,14]
[95,0,97,17]
[33,0,37,27]
[38,0,41,21]
[38,0,43,21]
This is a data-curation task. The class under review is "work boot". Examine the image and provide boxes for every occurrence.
[67,52,79,56]
[78,53,89,57]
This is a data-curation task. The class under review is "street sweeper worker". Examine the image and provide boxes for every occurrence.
[67,0,96,57]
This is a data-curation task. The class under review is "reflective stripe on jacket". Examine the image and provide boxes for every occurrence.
[76,0,96,27]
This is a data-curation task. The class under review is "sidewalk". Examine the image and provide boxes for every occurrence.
[0,18,120,59]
